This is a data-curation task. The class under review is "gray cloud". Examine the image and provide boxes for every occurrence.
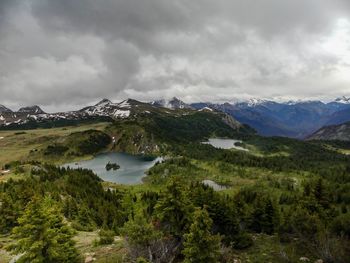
[0,0,350,111]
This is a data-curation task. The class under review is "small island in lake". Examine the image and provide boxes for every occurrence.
[105,161,120,171]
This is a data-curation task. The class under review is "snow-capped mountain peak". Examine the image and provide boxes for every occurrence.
[334,96,350,104]
[95,98,113,107]
[232,98,269,107]
[246,98,268,107]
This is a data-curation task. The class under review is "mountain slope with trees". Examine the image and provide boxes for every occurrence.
[308,121,350,141]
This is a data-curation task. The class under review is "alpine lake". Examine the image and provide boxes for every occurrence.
[63,152,162,185]
[63,139,246,185]
[202,138,248,151]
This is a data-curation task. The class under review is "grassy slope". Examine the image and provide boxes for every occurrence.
[73,231,126,263]
[0,123,109,167]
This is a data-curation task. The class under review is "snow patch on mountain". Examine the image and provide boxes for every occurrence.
[199,107,213,112]
[114,109,130,118]
[118,100,131,109]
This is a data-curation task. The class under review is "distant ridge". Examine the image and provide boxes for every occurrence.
[190,96,350,138]
[307,121,350,141]
[0,105,12,113]
[18,105,45,114]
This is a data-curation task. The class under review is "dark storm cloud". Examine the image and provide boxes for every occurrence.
[0,0,350,111]
[31,0,349,40]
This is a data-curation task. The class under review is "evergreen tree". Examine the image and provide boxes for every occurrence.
[122,213,162,262]
[73,205,95,231]
[0,193,18,234]
[250,197,265,233]
[183,207,221,263]
[314,178,330,209]
[250,197,277,234]
[155,178,193,237]
[62,197,78,220]
[262,198,277,234]
[8,196,79,263]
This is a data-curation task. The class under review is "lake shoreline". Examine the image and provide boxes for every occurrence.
[202,138,249,151]
[62,152,162,185]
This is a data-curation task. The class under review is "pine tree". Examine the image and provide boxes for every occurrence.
[73,204,95,231]
[62,197,78,220]
[183,207,221,263]
[262,198,276,234]
[250,197,277,234]
[314,178,330,209]
[155,178,193,237]
[122,213,162,262]
[8,196,80,263]
[250,197,265,233]
[0,193,18,234]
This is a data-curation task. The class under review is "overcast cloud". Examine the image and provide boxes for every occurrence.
[0,0,350,111]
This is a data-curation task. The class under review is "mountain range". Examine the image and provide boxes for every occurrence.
[191,97,350,138]
[1,96,350,139]
[0,97,243,132]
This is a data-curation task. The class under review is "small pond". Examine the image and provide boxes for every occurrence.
[63,152,162,185]
[202,138,248,151]
[202,180,228,191]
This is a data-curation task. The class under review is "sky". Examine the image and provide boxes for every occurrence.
[0,0,350,112]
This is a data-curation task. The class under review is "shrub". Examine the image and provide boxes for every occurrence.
[331,213,350,238]
[99,229,115,245]
[234,232,253,249]
[44,144,69,155]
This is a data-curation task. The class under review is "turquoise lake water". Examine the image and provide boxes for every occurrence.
[63,152,162,184]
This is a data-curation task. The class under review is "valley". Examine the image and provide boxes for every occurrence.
[1,99,350,262]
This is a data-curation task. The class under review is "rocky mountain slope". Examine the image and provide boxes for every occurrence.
[18,105,45,114]
[0,105,12,113]
[307,122,350,141]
